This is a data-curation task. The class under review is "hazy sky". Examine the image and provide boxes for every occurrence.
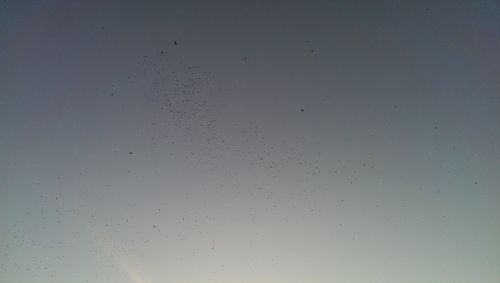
[1,1,500,282]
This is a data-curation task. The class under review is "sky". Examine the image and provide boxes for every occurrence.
[1,0,500,282]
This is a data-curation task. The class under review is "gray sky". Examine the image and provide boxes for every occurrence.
[1,1,500,282]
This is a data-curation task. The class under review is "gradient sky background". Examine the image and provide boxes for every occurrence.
[1,1,500,282]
